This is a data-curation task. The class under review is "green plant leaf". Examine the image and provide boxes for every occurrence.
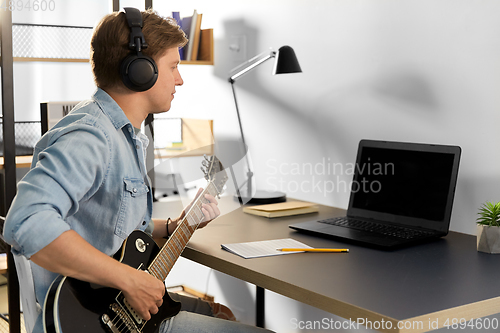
[477,202,500,226]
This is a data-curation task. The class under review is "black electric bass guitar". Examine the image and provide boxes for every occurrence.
[43,155,227,333]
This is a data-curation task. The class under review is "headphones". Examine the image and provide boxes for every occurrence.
[120,7,158,92]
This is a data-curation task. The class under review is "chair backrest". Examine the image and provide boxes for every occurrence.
[0,216,40,333]
[13,253,41,333]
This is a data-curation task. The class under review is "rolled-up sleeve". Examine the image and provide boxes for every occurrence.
[3,118,110,258]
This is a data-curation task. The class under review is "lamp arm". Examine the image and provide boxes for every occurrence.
[230,81,254,198]
[228,51,276,83]
[228,48,281,199]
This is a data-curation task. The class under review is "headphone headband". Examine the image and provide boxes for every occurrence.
[120,7,158,92]
[123,7,148,51]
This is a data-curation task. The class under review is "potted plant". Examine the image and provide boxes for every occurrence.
[476,202,500,253]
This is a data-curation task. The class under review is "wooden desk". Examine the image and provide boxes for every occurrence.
[0,155,32,169]
[154,198,500,333]
[154,146,213,159]
[0,155,33,216]
[0,254,6,275]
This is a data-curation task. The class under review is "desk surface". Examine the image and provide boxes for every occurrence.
[0,155,32,169]
[153,198,500,333]
[0,254,6,275]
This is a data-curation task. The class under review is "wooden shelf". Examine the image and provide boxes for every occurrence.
[0,155,33,169]
[10,57,213,65]
[5,28,214,66]
[180,60,213,65]
[13,57,89,63]
[180,28,214,66]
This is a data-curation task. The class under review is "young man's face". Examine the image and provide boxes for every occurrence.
[145,47,183,113]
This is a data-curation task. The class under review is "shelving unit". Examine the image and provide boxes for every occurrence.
[8,24,214,65]
[0,7,21,333]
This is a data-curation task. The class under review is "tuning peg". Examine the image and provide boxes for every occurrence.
[201,166,207,176]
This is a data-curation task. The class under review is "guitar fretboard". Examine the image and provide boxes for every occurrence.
[148,182,218,281]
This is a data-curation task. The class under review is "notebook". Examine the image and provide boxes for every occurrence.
[289,140,461,249]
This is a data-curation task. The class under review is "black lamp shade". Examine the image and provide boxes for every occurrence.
[274,45,302,75]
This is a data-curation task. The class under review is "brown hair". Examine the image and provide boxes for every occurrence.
[90,9,187,89]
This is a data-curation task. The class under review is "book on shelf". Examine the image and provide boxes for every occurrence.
[198,28,213,62]
[171,11,184,60]
[181,14,192,49]
[243,201,319,218]
[189,13,203,61]
[174,9,210,62]
[185,10,198,61]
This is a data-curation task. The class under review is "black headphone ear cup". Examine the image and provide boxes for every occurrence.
[120,54,158,92]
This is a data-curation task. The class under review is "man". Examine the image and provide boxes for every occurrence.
[3,8,271,333]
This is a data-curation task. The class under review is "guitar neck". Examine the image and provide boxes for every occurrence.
[148,182,218,281]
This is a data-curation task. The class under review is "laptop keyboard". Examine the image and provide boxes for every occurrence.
[318,217,435,240]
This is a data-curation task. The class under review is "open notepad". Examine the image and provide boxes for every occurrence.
[221,238,313,259]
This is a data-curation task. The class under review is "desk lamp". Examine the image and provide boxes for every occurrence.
[228,45,302,204]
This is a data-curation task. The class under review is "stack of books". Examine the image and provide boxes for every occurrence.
[172,10,212,62]
[243,201,319,218]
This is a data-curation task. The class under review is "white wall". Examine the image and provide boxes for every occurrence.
[154,0,500,236]
[155,2,500,331]
[9,1,500,331]
[11,0,500,234]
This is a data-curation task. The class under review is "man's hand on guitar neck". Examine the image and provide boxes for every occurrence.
[181,187,221,229]
[153,188,221,239]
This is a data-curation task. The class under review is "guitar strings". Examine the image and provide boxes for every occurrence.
[106,183,220,332]
[148,183,217,277]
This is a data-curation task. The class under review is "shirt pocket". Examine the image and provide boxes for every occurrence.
[114,178,149,239]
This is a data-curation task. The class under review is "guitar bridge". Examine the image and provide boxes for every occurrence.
[101,313,122,333]
[102,302,141,333]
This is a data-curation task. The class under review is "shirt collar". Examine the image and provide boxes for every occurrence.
[92,87,133,131]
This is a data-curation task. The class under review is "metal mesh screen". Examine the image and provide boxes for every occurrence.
[12,24,93,60]
[0,121,41,156]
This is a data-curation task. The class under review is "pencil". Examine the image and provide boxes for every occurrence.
[277,248,349,253]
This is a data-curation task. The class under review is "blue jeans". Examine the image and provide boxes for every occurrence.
[161,293,273,333]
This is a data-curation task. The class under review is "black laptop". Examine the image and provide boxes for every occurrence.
[289,140,461,249]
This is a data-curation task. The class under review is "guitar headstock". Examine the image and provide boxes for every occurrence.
[201,155,228,196]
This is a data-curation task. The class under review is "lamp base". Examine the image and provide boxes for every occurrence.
[236,189,287,205]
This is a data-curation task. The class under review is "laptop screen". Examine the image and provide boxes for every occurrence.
[348,140,461,233]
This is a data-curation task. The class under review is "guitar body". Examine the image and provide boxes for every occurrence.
[44,230,181,333]
[43,155,228,333]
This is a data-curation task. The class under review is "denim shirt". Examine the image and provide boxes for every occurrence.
[3,88,153,332]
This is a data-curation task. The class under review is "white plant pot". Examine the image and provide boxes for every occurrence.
[477,224,500,254]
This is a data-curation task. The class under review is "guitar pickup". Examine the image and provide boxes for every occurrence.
[122,296,144,325]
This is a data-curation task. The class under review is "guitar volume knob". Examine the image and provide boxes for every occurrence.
[135,238,147,253]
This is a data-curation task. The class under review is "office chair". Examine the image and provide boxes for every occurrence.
[0,216,40,333]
